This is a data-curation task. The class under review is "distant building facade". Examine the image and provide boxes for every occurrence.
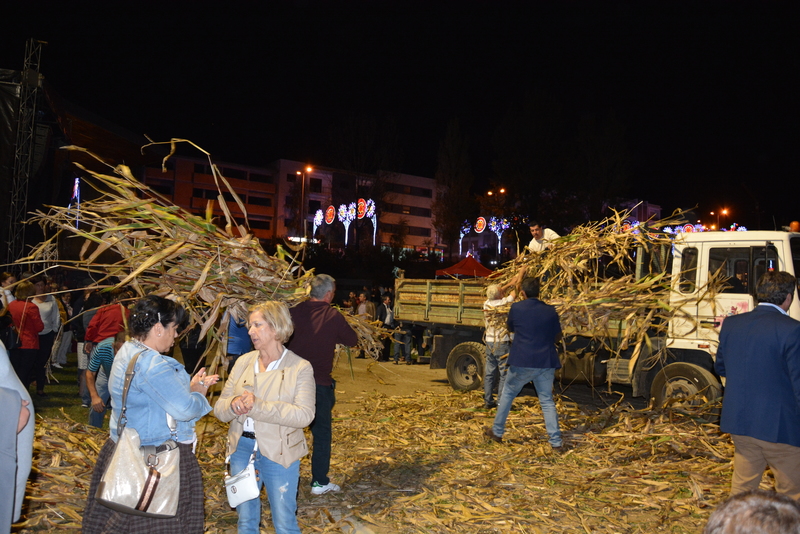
[141,157,441,253]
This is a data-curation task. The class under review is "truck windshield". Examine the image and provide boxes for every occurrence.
[791,238,800,278]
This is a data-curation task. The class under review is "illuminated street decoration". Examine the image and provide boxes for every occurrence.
[313,209,324,237]
[365,199,377,245]
[489,216,510,253]
[338,202,357,245]
[459,220,471,255]
[357,198,367,219]
[325,205,335,224]
[475,217,487,234]
[67,176,81,227]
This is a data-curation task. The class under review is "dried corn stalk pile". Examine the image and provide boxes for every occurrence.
[17,391,738,533]
[22,142,389,361]
[486,210,703,362]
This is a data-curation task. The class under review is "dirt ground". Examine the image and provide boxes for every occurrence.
[330,355,452,413]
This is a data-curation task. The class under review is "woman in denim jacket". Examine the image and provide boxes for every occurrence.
[214,300,315,534]
[83,295,219,534]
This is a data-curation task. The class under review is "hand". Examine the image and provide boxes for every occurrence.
[191,367,219,394]
[90,395,106,413]
[231,391,255,416]
[18,400,30,433]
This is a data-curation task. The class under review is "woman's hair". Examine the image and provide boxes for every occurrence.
[248,300,294,344]
[14,281,36,300]
[129,295,187,340]
[1,272,13,285]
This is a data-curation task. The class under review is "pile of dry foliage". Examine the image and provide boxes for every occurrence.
[16,388,743,533]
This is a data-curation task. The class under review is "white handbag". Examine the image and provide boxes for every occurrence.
[224,442,259,508]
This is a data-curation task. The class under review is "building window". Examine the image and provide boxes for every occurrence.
[310,178,322,193]
[286,174,296,183]
[387,183,432,198]
[385,203,432,218]
[249,196,272,207]
[308,200,321,213]
[194,163,210,174]
[149,183,174,196]
[250,173,273,183]
[193,188,216,200]
[222,167,247,180]
[250,219,272,230]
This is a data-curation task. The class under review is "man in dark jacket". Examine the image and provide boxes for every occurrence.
[485,277,563,449]
[715,270,800,499]
[287,274,358,495]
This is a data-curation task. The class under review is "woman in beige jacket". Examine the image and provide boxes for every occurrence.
[214,301,315,534]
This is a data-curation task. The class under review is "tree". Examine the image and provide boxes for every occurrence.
[389,217,409,261]
[432,118,477,259]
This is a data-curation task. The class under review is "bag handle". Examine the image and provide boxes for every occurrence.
[118,349,146,432]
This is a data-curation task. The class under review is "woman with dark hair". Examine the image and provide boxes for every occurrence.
[82,295,219,534]
[214,300,315,534]
[6,282,44,389]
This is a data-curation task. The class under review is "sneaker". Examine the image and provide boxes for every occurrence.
[311,482,340,495]
[52,363,63,369]
[81,403,90,408]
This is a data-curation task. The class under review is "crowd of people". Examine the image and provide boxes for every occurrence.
[4,220,800,533]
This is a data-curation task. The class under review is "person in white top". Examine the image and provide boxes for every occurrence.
[527,221,560,253]
[1,272,16,309]
[482,284,515,409]
[31,276,61,397]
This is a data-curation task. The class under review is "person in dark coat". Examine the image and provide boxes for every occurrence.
[484,277,563,449]
[715,270,800,499]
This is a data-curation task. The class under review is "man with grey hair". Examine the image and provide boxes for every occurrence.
[287,273,358,495]
[482,284,515,409]
[703,489,800,534]
[715,270,800,499]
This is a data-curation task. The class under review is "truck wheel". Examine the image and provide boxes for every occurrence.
[650,362,722,412]
[446,342,485,391]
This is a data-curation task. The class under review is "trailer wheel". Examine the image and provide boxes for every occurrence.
[446,342,485,391]
[650,362,722,412]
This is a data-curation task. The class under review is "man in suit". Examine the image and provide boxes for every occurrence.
[715,270,800,499]
[484,277,563,450]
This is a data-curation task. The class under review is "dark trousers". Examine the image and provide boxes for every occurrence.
[33,331,55,392]
[10,348,37,388]
[310,382,335,486]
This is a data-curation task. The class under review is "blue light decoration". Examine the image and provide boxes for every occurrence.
[313,209,324,237]
[366,199,377,245]
[67,176,81,227]
[338,202,357,246]
[459,220,472,255]
[489,216,510,253]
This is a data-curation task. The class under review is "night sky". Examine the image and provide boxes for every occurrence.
[2,2,798,229]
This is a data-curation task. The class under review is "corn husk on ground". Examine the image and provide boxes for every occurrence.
[22,142,391,363]
[17,389,738,533]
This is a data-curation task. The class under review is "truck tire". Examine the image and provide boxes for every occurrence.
[650,362,722,413]
[446,342,485,391]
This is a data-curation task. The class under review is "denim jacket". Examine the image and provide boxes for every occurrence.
[108,341,212,446]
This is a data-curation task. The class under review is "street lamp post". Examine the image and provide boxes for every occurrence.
[710,208,729,231]
[296,165,313,241]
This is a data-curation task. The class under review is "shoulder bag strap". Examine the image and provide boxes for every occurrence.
[118,349,146,433]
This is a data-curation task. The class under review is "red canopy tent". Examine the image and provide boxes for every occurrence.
[435,256,493,278]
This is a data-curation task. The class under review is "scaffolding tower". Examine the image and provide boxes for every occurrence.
[7,39,45,265]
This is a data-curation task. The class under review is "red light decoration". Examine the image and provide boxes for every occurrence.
[475,217,487,233]
[325,205,336,224]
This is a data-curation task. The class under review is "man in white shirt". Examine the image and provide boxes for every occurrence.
[482,284,515,409]
[527,221,560,253]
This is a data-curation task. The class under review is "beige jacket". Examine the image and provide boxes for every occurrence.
[213,348,315,468]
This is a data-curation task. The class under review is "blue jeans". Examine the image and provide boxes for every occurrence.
[88,370,110,428]
[492,366,562,447]
[393,330,412,363]
[230,436,301,534]
[311,382,335,486]
[484,341,509,405]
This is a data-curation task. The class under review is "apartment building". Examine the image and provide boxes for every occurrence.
[141,157,441,254]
